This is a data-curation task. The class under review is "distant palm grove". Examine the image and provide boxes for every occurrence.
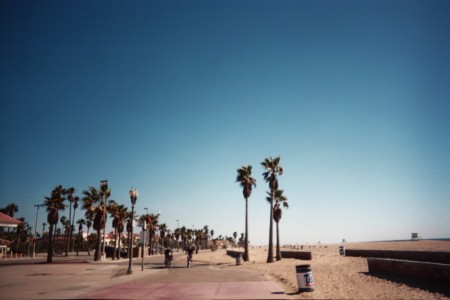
[1,182,240,262]
[1,156,287,265]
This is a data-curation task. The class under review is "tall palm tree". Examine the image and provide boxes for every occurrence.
[86,220,92,255]
[71,194,79,252]
[203,225,209,249]
[3,203,19,217]
[159,223,167,248]
[267,189,288,261]
[174,228,181,251]
[180,226,187,250]
[115,205,128,260]
[99,182,111,258]
[76,218,86,255]
[236,165,256,261]
[261,156,284,263]
[44,185,66,263]
[107,200,118,260]
[65,187,75,256]
[82,186,106,261]
[141,213,159,255]
[60,215,68,245]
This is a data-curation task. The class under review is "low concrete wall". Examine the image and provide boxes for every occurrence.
[345,249,450,264]
[367,258,450,286]
[226,250,244,258]
[280,250,312,260]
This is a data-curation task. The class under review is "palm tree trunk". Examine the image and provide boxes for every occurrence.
[244,197,249,262]
[94,229,101,261]
[87,228,91,256]
[267,192,274,263]
[118,233,121,260]
[71,209,76,252]
[112,228,117,260]
[66,203,72,257]
[47,224,54,263]
[275,220,281,261]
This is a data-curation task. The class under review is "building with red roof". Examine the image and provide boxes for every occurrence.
[0,211,22,229]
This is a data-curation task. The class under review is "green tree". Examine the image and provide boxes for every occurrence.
[236,165,256,261]
[261,156,284,263]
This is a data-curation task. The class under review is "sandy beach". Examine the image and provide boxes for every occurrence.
[193,240,450,299]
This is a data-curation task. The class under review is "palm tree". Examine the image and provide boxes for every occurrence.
[141,213,159,255]
[65,187,75,256]
[86,220,92,255]
[60,215,68,247]
[180,226,187,250]
[99,182,112,258]
[174,228,181,251]
[236,165,256,261]
[159,223,167,248]
[115,205,128,260]
[261,156,284,263]
[203,225,209,249]
[108,200,126,260]
[267,189,288,261]
[71,194,79,252]
[76,218,86,255]
[82,186,106,261]
[44,186,66,263]
[3,203,19,217]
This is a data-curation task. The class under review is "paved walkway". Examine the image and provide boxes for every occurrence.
[0,252,298,299]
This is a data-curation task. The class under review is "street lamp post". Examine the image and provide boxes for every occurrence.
[33,204,45,258]
[127,187,138,275]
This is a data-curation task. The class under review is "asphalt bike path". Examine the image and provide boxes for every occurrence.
[0,252,295,299]
[76,254,290,299]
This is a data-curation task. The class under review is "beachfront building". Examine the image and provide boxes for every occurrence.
[0,212,22,257]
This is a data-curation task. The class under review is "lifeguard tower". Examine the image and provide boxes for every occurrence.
[411,233,420,241]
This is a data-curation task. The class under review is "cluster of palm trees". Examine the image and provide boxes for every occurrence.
[41,182,219,263]
[43,182,130,262]
[236,156,288,263]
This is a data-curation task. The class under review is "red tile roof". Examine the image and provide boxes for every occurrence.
[0,212,22,227]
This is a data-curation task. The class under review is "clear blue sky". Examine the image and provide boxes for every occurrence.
[1,0,449,245]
